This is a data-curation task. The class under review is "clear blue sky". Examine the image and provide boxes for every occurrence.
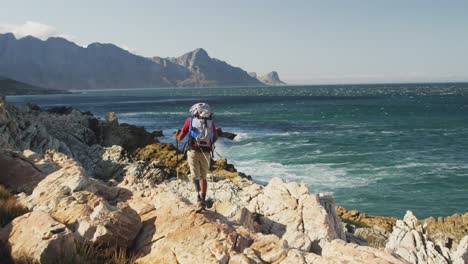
[2,0,468,84]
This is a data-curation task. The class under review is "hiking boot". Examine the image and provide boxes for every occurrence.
[205,198,213,209]
[195,199,204,213]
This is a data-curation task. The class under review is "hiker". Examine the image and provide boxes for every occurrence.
[173,102,218,210]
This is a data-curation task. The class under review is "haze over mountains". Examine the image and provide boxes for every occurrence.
[0,33,285,90]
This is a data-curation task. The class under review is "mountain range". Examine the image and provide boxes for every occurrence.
[0,33,285,90]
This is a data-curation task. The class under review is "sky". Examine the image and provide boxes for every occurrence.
[1,0,468,84]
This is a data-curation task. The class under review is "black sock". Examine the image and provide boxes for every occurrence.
[193,179,200,192]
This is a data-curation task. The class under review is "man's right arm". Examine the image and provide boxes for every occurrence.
[173,118,190,141]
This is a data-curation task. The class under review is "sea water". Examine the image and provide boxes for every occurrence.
[8,83,468,218]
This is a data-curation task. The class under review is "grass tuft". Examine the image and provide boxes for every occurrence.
[0,185,12,201]
[0,185,29,227]
[75,241,139,264]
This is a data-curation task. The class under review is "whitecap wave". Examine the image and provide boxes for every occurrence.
[229,159,374,191]
[120,111,186,116]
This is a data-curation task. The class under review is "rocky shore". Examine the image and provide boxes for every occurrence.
[0,97,466,264]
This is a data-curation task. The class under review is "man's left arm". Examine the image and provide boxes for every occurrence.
[212,122,218,143]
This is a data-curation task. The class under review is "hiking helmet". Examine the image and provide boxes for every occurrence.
[189,102,212,118]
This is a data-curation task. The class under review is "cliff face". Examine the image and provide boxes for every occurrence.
[257,71,286,85]
[0,33,263,90]
[174,48,263,87]
[0,98,466,264]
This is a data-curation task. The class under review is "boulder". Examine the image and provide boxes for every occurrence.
[216,128,237,140]
[0,149,46,193]
[18,155,141,248]
[386,211,451,264]
[0,211,77,263]
[101,122,157,152]
[105,112,118,125]
[75,201,141,248]
[354,227,389,248]
[246,178,345,252]
[150,130,164,137]
[320,239,408,263]
[452,235,468,264]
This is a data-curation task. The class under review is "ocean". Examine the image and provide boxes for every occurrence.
[7,83,468,218]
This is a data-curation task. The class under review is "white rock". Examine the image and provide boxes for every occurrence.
[452,235,468,264]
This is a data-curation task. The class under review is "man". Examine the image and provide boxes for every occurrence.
[173,102,217,210]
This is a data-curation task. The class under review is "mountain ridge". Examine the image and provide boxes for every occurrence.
[0,33,272,90]
[0,76,68,96]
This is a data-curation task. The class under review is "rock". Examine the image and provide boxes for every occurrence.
[75,201,141,248]
[18,155,141,248]
[336,206,397,232]
[452,235,468,264]
[124,160,167,183]
[132,191,257,264]
[248,178,345,252]
[163,177,345,253]
[257,71,286,85]
[0,149,46,194]
[249,234,287,262]
[0,97,11,126]
[345,231,369,246]
[105,112,118,125]
[22,149,61,175]
[0,211,77,263]
[46,106,74,115]
[217,128,237,140]
[0,100,158,180]
[101,122,158,152]
[150,130,164,137]
[320,239,408,263]
[174,48,263,87]
[355,227,389,248]
[424,212,468,250]
[386,210,451,264]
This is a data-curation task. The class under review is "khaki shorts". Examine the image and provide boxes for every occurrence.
[187,150,211,180]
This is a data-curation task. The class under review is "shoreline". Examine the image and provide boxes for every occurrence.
[2,97,465,221]
[1,97,467,263]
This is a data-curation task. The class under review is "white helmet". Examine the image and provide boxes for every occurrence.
[189,102,212,118]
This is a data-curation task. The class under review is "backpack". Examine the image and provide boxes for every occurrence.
[188,103,214,149]
[189,116,214,148]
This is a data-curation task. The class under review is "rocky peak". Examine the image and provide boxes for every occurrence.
[0,32,16,41]
[249,72,257,78]
[45,36,77,46]
[257,71,286,85]
[176,48,211,69]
